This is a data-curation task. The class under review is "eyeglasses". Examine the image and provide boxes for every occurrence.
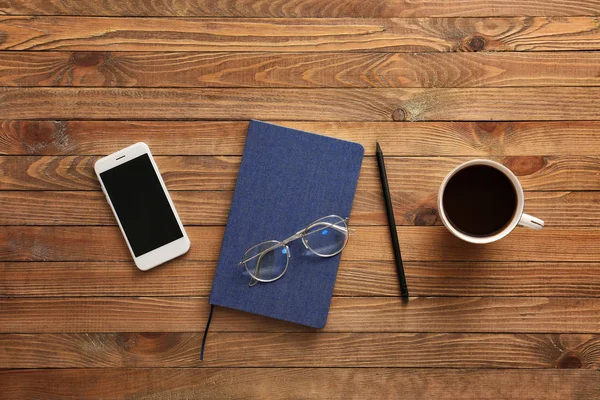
[239,215,349,286]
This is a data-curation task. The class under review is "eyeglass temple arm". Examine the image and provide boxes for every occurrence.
[248,251,268,287]
[292,218,349,240]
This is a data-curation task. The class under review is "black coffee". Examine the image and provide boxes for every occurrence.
[442,165,517,237]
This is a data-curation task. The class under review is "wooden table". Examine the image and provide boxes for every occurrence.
[1,1,600,399]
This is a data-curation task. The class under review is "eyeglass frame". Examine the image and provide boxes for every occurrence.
[238,215,350,286]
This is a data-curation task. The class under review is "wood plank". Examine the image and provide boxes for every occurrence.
[0,155,241,191]
[2,260,600,298]
[3,51,600,88]
[336,261,600,297]
[2,226,600,262]
[0,191,232,226]
[4,87,600,121]
[4,0,600,17]
[1,155,598,191]
[1,190,598,227]
[3,296,600,333]
[2,17,600,52]
[1,368,598,400]
[4,120,600,157]
[0,332,598,368]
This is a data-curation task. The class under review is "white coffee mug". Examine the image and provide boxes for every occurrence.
[438,159,544,244]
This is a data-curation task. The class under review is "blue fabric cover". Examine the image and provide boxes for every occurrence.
[209,121,364,328]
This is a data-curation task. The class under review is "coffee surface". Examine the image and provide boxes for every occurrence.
[442,165,517,237]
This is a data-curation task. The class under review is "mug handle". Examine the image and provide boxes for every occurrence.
[519,213,544,230]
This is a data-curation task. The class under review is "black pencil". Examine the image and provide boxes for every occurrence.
[376,141,409,301]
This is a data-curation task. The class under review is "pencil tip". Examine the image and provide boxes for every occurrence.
[376,141,381,152]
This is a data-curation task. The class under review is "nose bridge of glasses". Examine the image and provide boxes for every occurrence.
[281,231,304,246]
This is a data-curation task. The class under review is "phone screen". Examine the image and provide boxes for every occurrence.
[100,153,183,257]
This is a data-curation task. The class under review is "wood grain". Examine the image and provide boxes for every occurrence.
[4,87,600,121]
[4,0,600,17]
[4,296,600,333]
[1,332,598,368]
[2,260,600,298]
[336,261,600,297]
[1,0,599,397]
[2,155,598,191]
[4,120,600,157]
[2,17,600,52]
[1,190,598,227]
[2,51,600,88]
[0,191,233,226]
[1,226,600,263]
[2,368,598,400]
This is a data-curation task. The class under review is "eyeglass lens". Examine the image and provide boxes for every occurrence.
[243,240,289,282]
[302,216,348,257]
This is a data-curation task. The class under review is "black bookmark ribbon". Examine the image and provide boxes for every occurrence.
[200,304,215,360]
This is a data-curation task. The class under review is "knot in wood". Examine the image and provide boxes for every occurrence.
[413,207,439,226]
[502,156,546,176]
[392,108,407,121]
[557,353,583,369]
[71,52,107,67]
[467,35,486,51]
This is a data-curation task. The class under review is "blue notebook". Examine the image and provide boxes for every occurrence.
[209,121,364,328]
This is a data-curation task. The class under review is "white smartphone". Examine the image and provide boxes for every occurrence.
[94,142,190,270]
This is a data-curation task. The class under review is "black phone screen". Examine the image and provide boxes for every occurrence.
[100,153,183,257]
